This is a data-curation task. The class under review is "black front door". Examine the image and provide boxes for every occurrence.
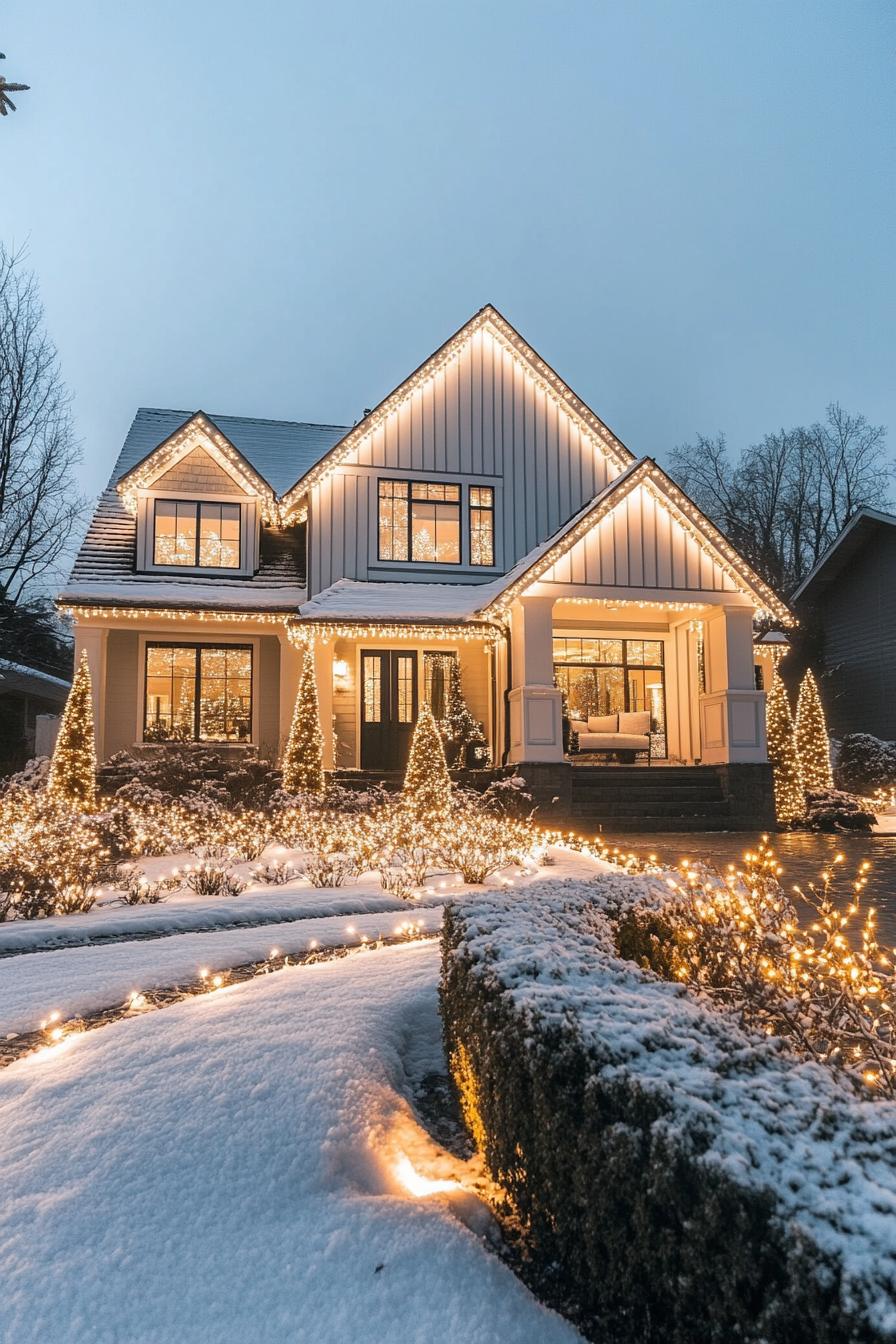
[360,650,418,771]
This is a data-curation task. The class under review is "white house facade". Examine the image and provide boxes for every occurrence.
[59,307,790,825]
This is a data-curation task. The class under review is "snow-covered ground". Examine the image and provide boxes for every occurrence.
[0,941,580,1344]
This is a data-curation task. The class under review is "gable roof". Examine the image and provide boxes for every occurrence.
[791,507,896,604]
[110,408,349,498]
[278,304,636,517]
[475,457,793,623]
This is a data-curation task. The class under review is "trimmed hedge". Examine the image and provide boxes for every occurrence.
[441,879,896,1344]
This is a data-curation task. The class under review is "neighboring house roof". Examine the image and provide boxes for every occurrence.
[791,508,896,604]
[0,660,71,702]
[279,303,636,516]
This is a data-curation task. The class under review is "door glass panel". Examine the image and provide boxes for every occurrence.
[396,656,414,724]
[363,656,382,723]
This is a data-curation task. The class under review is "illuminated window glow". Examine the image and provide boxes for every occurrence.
[153,500,241,568]
[554,637,667,755]
[144,644,252,742]
[469,486,494,566]
[378,480,460,564]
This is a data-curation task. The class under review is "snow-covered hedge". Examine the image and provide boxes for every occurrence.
[837,734,896,794]
[441,879,896,1344]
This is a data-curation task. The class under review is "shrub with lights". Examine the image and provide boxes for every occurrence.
[766,668,804,825]
[402,699,452,822]
[282,645,325,795]
[795,669,834,793]
[48,650,97,812]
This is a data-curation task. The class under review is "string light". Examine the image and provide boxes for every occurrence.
[47,650,97,812]
[282,644,325,794]
[61,604,290,626]
[402,701,452,821]
[288,620,502,645]
[279,308,634,521]
[795,669,834,793]
[117,414,278,522]
[766,668,804,825]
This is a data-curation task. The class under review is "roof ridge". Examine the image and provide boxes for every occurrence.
[134,406,350,432]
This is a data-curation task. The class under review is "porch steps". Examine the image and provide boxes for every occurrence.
[569,766,733,832]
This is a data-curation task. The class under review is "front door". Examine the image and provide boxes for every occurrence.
[360,650,418,771]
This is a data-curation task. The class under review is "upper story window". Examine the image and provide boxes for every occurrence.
[153,500,241,569]
[469,486,494,566]
[378,480,460,564]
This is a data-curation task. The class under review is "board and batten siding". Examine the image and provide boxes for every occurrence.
[816,532,896,740]
[539,484,739,594]
[309,327,622,593]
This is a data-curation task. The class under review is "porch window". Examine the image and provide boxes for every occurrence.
[554,637,667,756]
[378,480,460,564]
[144,644,252,742]
[153,500,241,568]
[469,487,494,566]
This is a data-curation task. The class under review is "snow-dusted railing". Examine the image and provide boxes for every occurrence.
[440,878,896,1344]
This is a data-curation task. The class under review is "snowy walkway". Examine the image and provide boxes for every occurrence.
[0,941,580,1344]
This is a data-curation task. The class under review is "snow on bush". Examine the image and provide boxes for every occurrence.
[836,734,896,794]
[441,877,896,1344]
[804,788,876,832]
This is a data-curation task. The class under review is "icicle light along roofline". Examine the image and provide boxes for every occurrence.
[278,307,634,520]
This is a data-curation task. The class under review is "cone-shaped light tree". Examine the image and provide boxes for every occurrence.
[766,668,804,825]
[402,699,452,821]
[795,669,834,793]
[48,649,97,811]
[282,644,325,795]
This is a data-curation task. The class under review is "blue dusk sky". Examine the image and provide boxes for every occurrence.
[3,1,894,503]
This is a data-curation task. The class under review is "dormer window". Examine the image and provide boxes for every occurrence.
[153,500,241,569]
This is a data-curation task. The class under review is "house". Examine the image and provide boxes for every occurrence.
[0,660,71,772]
[59,306,790,825]
[792,507,896,741]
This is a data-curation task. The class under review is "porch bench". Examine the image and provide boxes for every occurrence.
[570,712,652,763]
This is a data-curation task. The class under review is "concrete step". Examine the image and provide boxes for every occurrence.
[572,799,731,819]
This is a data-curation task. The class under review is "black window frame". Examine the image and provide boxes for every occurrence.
[552,637,667,754]
[152,498,242,570]
[143,641,254,743]
[377,478,462,565]
[468,485,495,567]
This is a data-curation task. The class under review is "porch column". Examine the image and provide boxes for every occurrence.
[74,625,108,761]
[698,606,767,764]
[507,596,563,764]
[313,640,335,771]
[277,633,301,759]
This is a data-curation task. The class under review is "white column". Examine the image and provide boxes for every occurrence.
[313,640,335,771]
[507,596,563,764]
[698,606,767,763]
[278,633,301,759]
[74,625,108,760]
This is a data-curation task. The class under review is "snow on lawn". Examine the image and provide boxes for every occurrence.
[0,907,441,1037]
[0,941,581,1344]
[0,849,609,1037]
[0,843,610,955]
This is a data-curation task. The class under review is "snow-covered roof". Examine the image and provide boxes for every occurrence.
[299,578,503,624]
[60,580,305,613]
[0,659,71,699]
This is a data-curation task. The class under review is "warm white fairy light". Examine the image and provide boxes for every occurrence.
[60,604,290,626]
[117,414,278,522]
[279,307,634,521]
[288,619,502,646]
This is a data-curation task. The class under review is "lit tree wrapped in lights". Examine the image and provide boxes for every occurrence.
[282,645,324,795]
[48,649,97,812]
[402,700,451,821]
[766,668,804,825]
[795,669,834,793]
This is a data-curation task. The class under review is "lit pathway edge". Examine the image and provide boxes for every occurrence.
[0,926,436,1069]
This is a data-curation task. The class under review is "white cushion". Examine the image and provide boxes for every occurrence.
[587,714,618,733]
[578,733,649,751]
[570,719,589,735]
[618,711,650,735]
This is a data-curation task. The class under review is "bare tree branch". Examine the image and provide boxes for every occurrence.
[0,244,86,608]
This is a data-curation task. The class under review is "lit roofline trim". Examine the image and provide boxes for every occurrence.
[475,457,794,626]
[278,304,636,522]
[288,618,503,646]
[116,412,279,523]
[58,603,292,625]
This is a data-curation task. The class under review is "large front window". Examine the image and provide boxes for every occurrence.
[378,480,460,563]
[554,637,667,755]
[144,644,252,742]
[153,500,241,568]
